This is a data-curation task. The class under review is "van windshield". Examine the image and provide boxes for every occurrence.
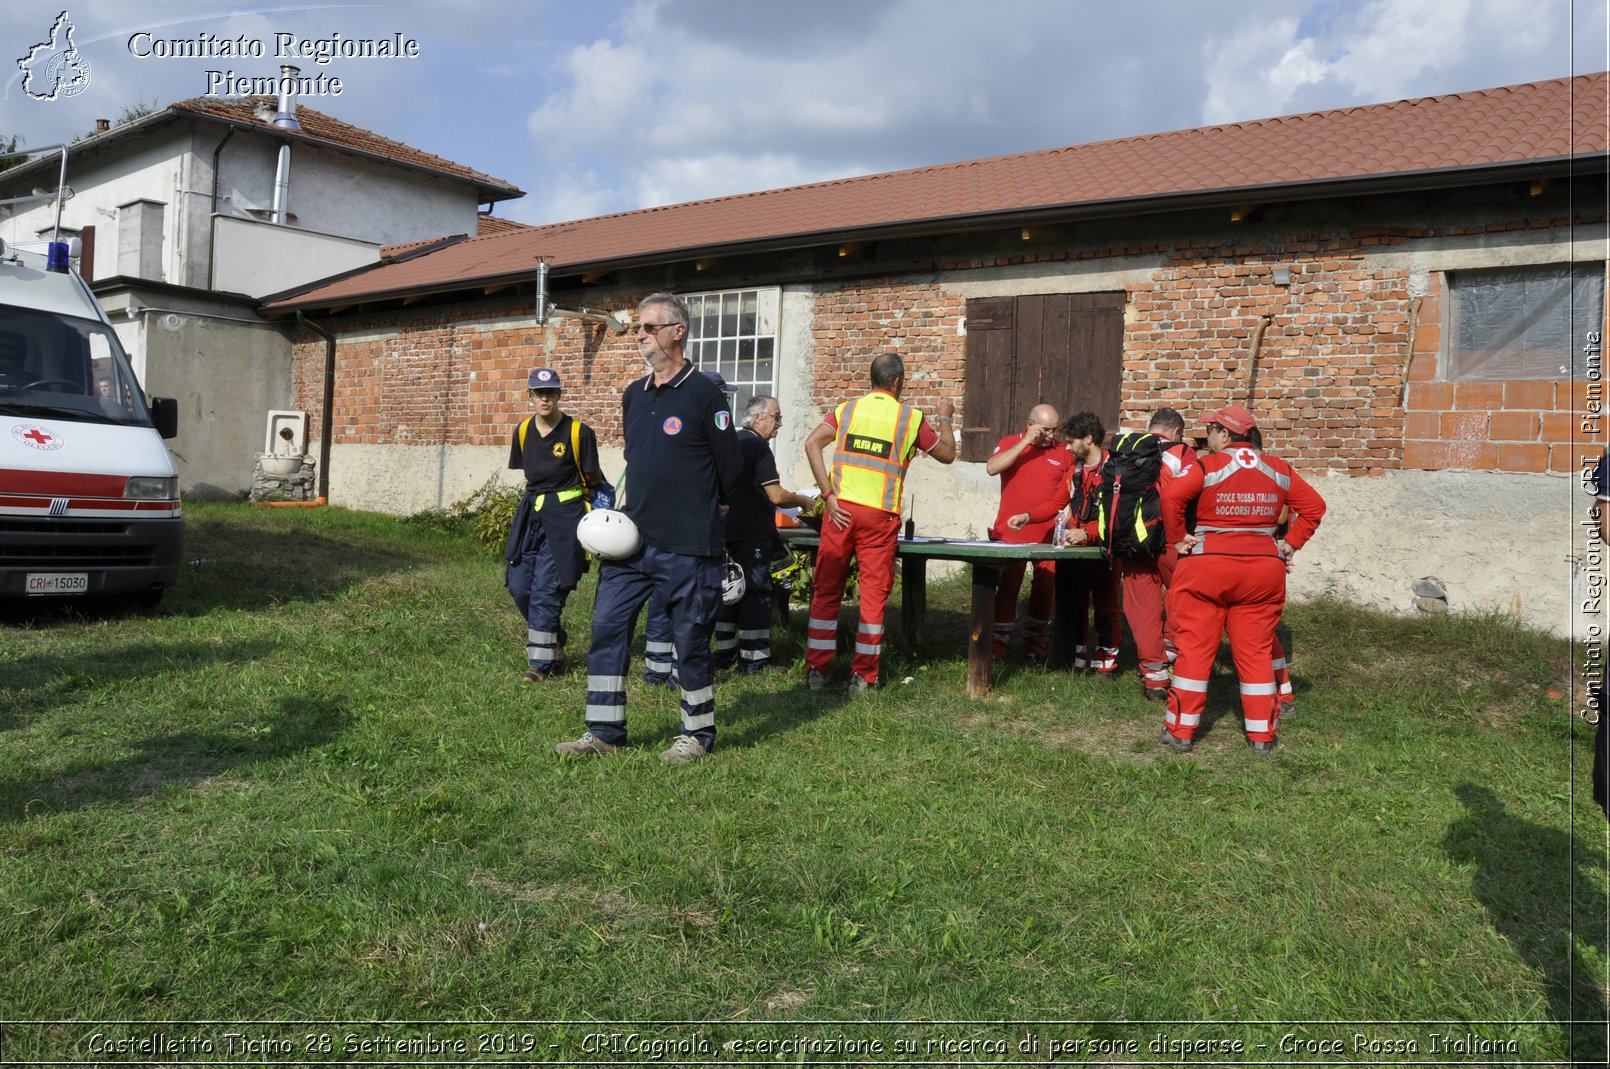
[0,304,153,426]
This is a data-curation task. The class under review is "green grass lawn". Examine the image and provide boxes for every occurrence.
[0,502,1604,1064]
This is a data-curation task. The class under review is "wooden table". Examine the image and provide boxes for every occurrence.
[778,530,1104,696]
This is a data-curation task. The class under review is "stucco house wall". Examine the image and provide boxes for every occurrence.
[0,104,517,497]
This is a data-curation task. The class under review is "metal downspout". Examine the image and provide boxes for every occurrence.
[296,311,336,501]
[208,127,235,289]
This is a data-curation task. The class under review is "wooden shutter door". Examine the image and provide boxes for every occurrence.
[961,292,1125,458]
[960,297,1017,462]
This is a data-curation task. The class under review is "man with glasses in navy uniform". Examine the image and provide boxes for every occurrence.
[715,393,815,674]
[556,293,742,764]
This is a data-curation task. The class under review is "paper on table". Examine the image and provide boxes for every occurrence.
[778,487,821,520]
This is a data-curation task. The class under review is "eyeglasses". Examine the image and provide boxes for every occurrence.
[635,321,678,334]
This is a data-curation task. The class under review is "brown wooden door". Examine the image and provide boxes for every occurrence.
[960,292,1124,461]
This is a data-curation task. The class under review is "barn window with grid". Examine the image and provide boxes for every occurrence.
[683,288,780,412]
[1449,263,1606,380]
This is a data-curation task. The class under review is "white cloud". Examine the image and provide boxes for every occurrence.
[6,0,1598,230]
[1321,0,1471,101]
[525,37,654,154]
[631,151,868,208]
[1200,17,1315,124]
[1200,0,1591,128]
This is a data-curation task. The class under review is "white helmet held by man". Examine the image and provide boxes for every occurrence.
[721,555,746,605]
[577,508,643,560]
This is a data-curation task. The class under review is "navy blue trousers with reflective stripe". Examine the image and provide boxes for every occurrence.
[643,589,676,684]
[584,545,723,749]
[715,541,775,671]
[507,524,572,670]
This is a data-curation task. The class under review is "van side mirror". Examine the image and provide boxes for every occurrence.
[151,396,178,440]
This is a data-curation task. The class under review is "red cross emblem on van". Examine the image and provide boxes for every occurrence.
[12,425,63,451]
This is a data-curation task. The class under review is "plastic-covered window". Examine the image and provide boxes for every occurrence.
[1450,263,1606,381]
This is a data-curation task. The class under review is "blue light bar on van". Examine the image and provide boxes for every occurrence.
[46,241,70,273]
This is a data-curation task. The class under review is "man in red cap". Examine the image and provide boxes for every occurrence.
[1158,405,1325,754]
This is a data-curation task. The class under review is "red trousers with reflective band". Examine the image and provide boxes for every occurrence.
[806,500,899,684]
[1159,546,1180,663]
[1164,553,1286,744]
[992,559,1056,657]
[1116,555,1170,693]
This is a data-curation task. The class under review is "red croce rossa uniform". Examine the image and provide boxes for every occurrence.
[988,431,1073,659]
[1157,438,1200,666]
[1161,443,1324,746]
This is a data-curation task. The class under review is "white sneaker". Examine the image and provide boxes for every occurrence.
[554,731,618,757]
[659,735,708,764]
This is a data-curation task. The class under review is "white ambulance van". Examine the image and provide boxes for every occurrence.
[0,239,182,608]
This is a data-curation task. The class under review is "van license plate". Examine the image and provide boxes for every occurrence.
[26,573,89,595]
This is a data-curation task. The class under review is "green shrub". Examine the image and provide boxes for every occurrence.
[405,475,522,553]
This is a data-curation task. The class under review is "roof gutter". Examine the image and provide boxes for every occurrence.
[266,154,1606,316]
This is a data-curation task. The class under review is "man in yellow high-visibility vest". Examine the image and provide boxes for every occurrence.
[803,352,956,693]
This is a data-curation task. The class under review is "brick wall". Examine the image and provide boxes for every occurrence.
[1402,271,1606,475]
[296,225,1604,481]
[809,282,966,417]
[1123,238,1413,475]
[293,299,648,449]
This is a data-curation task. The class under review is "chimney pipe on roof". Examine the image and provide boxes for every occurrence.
[270,65,301,225]
[95,119,109,134]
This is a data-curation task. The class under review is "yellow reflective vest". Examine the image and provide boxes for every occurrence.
[831,390,923,514]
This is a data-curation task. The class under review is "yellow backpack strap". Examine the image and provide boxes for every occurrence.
[518,417,531,453]
[570,418,586,489]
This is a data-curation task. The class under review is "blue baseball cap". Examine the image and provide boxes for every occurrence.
[527,368,562,390]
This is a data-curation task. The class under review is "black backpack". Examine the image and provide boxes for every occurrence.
[1097,432,1164,557]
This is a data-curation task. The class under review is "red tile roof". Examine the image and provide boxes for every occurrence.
[268,72,1608,312]
[172,96,522,201]
[377,216,531,258]
[474,215,534,237]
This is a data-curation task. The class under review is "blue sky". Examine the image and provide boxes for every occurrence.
[4,0,1607,226]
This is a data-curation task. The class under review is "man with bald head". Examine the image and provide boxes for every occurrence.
[986,403,1073,664]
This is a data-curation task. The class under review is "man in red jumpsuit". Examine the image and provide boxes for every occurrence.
[1058,411,1121,674]
[1159,406,1325,754]
[987,404,1072,664]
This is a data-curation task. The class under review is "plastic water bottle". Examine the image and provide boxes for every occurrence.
[1053,511,1067,547]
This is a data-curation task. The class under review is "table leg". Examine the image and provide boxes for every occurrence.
[968,561,1001,697]
[772,583,791,629]
[901,556,927,649]
[1051,559,1076,669]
